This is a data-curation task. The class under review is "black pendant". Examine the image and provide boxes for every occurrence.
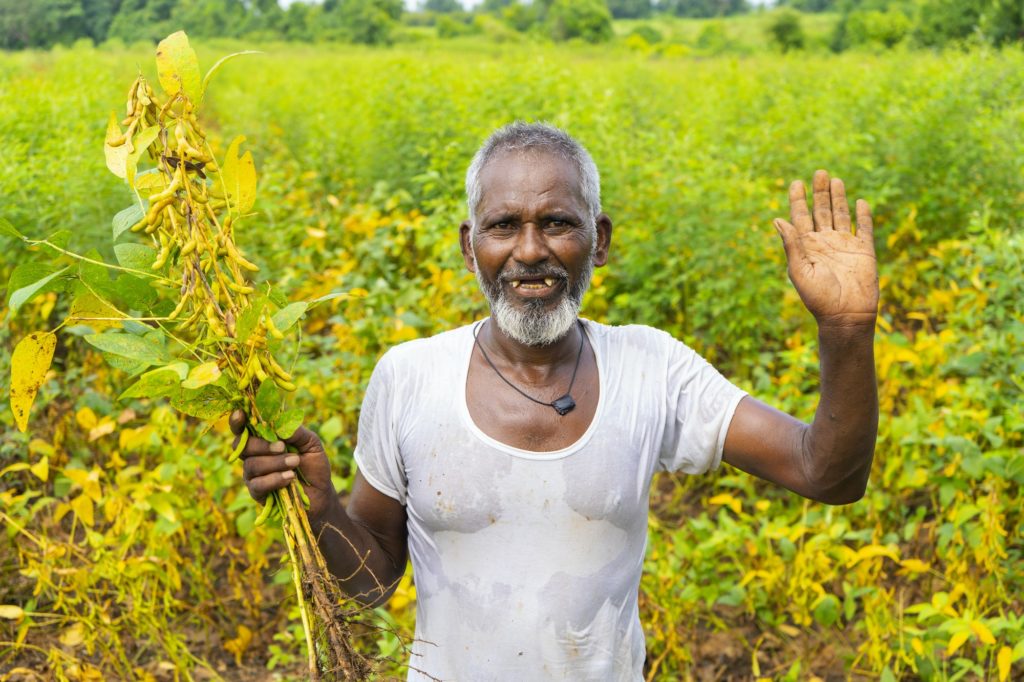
[552,394,576,416]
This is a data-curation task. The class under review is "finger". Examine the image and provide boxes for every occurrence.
[788,180,813,234]
[855,199,874,242]
[243,453,301,482]
[773,218,804,261]
[830,177,851,233]
[284,425,323,455]
[812,169,833,231]
[247,470,296,504]
[229,409,247,436]
[240,434,287,459]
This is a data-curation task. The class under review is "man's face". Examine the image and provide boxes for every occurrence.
[459,150,611,346]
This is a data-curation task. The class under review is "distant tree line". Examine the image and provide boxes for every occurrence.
[775,0,1024,49]
[1,0,1020,50]
[0,0,758,50]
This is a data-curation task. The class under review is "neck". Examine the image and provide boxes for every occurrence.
[481,317,582,372]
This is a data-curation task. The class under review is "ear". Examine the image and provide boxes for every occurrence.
[459,220,476,272]
[592,214,612,267]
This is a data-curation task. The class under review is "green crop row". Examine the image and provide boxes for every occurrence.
[0,41,1021,680]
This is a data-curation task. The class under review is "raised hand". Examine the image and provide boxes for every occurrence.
[230,410,338,519]
[773,170,879,328]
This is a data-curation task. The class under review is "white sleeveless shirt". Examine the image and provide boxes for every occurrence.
[354,319,746,681]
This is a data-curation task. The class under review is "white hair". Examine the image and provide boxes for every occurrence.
[465,121,602,232]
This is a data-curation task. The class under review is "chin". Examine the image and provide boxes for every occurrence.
[491,295,579,347]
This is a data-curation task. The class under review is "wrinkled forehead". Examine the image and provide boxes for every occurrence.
[476,149,587,210]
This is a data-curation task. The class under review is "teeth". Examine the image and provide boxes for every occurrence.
[511,280,520,288]
[544,278,554,286]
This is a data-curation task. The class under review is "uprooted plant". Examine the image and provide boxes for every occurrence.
[6,31,384,680]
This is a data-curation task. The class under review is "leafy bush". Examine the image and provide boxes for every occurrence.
[766,8,806,52]
[545,0,614,43]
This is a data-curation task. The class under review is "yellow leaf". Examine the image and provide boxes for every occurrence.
[64,468,102,502]
[850,544,900,565]
[997,646,1012,681]
[76,406,97,430]
[709,493,742,514]
[946,630,970,657]
[912,638,925,656]
[220,136,257,214]
[10,332,57,433]
[104,111,129,178]
[0,605,25,620]
[59,621,85,647]
[898,558,930,575]
[135,172,169,196]
[155,31,201,103]
[70,494,94,527]
[69,293,123,331]
[182,361,222,389]
[29,456,48,482]
[223,624,253,666]
[88,418,116,442]
[969,620,995,646]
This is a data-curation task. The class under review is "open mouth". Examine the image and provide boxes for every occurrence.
[510,277,559,291]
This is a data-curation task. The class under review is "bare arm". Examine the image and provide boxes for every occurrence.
[723,171,879,504]
[232,412,408,606]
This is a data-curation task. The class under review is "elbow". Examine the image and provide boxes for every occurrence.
[802,445,874,505]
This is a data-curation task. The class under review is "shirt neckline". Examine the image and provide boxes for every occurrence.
[458,317,605,460]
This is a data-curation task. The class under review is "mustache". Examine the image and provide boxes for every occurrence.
[498,265,569,282]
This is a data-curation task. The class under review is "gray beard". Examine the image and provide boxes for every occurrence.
[473,248,594,347]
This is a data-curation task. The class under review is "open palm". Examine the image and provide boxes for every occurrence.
[774,170,879,327]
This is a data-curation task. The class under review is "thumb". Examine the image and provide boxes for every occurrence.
[773,218,802,261]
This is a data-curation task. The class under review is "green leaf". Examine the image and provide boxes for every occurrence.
[272,302,307,334]
[111,274,157,310]
[156,31,202,103]
[119,363,188,401]
[84,333,168,365]
[112,204,144,242]
[8,266,70,314]
[255,380,282,422]
[8,261,64,299]
[235,295,266,344]
[253,422,277,442]
[813,594,840,627]
[102,353,150,376]
[0,217,24,240]
[127,126,160,188]
[148,492,178,523]
[171,385,234,421]
[201,50,262,99]
[275,409,304,440]
[11,332,57,432]
[113,243,157,272]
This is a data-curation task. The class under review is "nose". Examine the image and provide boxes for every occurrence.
[513,223,549,265]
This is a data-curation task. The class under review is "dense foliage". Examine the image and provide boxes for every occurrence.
[1,38,1022,680]
[3,0,1023,49]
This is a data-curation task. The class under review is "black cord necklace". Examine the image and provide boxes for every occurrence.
[473,319,585,416]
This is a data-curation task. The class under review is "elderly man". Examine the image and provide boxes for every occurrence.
[233,122,879,680]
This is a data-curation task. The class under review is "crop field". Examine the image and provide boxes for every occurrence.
[1,38,1022,681]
